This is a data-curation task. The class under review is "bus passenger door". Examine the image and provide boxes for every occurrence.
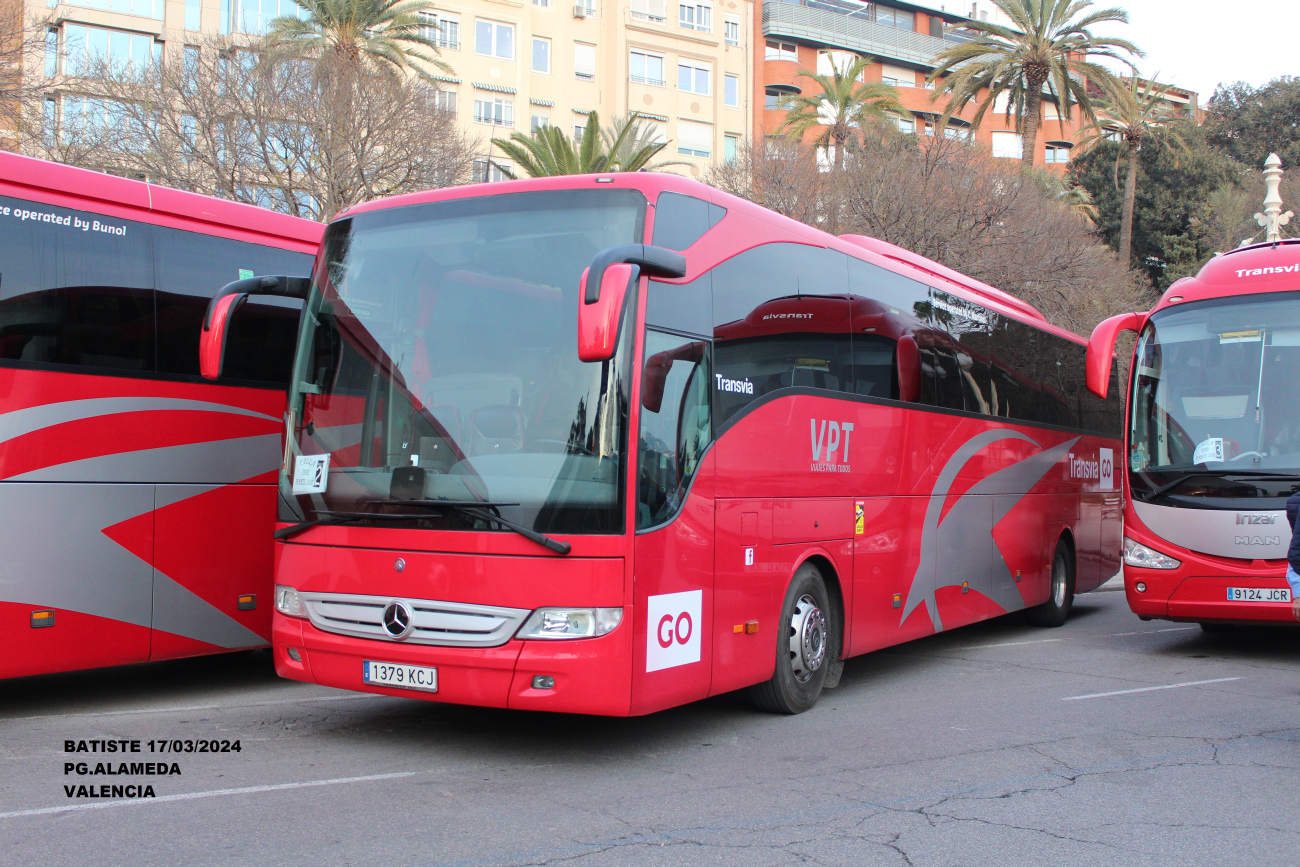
[630,330,715,714]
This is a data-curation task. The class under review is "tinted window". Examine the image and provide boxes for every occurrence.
[637,329,712,529]
[711,243,850,427]
[910,287,995,414]
[0,195,154,372]
[651,192,726,252]
[647,273,711,337]
[847,258,932,400]
[154,226,313,385]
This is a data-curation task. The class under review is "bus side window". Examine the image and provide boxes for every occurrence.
[153,225,313,385]
[710,243,851,429]
[637,330,712,530]
[0,195,154,372]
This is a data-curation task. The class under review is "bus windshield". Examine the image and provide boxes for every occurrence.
[1129,291,1300,503]
[284,189,646,535]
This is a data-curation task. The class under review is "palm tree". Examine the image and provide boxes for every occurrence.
[777,54,904,170]
[927,0,1141,169]
[1075,76,1190,265]
[266,0,451,80]
[491,112,675,177]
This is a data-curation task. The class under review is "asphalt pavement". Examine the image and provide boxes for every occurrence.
[3,583,1299,867]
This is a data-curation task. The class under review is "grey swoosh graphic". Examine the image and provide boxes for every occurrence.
[151,571,266,649]
[0,397,278,446]
[902,430,1080,632]
[9,434,282,485]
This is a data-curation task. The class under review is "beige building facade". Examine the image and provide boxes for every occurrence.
[19,0,755,179]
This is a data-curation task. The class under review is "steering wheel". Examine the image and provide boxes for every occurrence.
[1228,451,1265,461]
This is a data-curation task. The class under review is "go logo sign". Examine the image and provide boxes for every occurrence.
[645,590,702,672]
[1099,447,1114,491]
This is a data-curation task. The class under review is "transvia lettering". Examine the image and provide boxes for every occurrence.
[714,374,754,394]
[1236,264,1300,278]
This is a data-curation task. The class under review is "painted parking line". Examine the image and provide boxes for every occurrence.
[1,692,384,723]
[1062,676,1243,701]
[962,638,1064,650]
[0,771,417,820]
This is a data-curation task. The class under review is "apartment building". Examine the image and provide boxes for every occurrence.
[757,0,1200,169]
[18,0,755,178]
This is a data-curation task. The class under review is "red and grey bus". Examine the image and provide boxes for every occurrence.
[0,152,323,678]
[204,173,1121,715]
[1087,240,1300,629]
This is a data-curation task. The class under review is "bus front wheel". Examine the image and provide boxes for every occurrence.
[1027,539,1075,628]
[749,563,836,714]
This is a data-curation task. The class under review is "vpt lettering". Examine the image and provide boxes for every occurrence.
[810,419,854,463]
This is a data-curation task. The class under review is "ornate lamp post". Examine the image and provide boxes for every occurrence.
[1254,152,1294,242]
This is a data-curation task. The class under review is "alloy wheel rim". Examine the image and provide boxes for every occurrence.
[1052,557,1067,608]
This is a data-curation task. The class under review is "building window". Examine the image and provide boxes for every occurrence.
[473,95,514,127]
[223,0,302,35]
[945,126,969,141]
[473,160,509,182]
[631,0,666,23]
[764,87,784,111]
[60,0,163,21]
[724,73,738,107]
[184,0,201,31]
[419,12,460,50]
[475,19,514,59]
[678,60,710,95]
[531,109,550,132]
[183,44,200,72]
[574,42,596,80]
[532,37,550,73]
[1045,143,1071,164]
[765,40,797,62]
[875,6,914,30]
[679,1,711,32]
[881,64,915,88]
[817,50,860,78]
[534,0,550,6]
[434,89,457,114]
[677,119,712,158]
[991,131,1023,159]
[44,28,57,77]
[724,17,740,46]
[724,134,738,162]
[63,24,162,75]
[574,116,588,142]
[891,113,915,134]
[630,50,665,86]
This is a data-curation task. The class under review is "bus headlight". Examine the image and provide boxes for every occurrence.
[1123,537,1181,570]
[274,585,304,617]
[517,608,623,639]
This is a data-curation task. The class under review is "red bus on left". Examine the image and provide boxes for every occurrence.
[0,153,323,678]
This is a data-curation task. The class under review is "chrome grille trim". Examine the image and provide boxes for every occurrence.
[299,592,530,647]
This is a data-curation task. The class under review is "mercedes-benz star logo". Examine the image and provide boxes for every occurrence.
[381,600,414,640]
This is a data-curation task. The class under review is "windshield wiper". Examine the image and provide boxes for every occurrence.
[401,499,572,555]
[274,510,439,541]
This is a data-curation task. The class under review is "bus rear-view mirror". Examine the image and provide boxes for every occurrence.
[1085,312,1144,399]
[200,275,310,380]
[578,263,636,363]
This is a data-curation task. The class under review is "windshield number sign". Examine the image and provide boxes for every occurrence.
[292,454,330,494]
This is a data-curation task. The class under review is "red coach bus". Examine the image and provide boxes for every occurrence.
[0,153,322,678]
[1087,240,1300,630]
[204,173,1121,715]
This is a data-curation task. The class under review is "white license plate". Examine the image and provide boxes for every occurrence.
[363,661,438,692]
[1226,587,1291,603]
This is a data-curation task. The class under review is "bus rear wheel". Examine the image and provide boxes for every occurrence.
[1027,539,1074,628]
[749,563,836,714]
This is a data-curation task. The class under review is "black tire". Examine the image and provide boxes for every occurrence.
[749,563,837,714]
[1027,539,1075,628]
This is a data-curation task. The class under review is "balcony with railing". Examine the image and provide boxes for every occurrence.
[762,0,972,68]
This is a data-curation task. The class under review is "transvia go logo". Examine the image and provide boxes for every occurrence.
[811,419,854,473]
[1068,448,1113,490]
[645,590,702,672]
